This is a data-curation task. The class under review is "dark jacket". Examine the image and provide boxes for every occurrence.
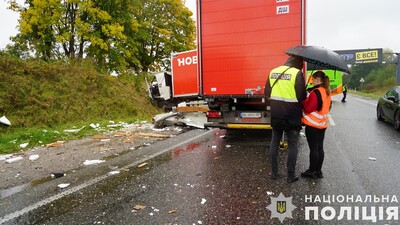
[265,56,307,121]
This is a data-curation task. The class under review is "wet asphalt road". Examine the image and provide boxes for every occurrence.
[2,94,400,224]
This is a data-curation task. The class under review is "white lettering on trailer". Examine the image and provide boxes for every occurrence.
[177,56,198,66]
[276,0,289,2]
[276,5,289,14]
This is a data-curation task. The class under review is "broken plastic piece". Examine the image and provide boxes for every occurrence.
[20,143,29,148]
[5,156,23,163]
[57,183,70,189]
[0,116,11,126]
[29,155,39,161]
[83,160,106,165]
[89,123,100,129]
[109,171,120,175]
[0,154,13,161]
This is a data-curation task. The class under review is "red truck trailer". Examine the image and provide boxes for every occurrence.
[197,0,306,129]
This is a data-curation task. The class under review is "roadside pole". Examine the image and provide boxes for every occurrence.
[396,53,400,84]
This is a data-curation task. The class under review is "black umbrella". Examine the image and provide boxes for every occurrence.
[285,45,350,74]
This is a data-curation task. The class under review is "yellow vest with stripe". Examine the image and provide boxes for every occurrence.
[301,87,331,129]
[269,66,300,103]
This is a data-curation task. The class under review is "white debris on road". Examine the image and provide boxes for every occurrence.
[5,156,23,163]
[83,160,106,165]
[57,183,70,189]
[29,155,39,161]
[109,171,120,175]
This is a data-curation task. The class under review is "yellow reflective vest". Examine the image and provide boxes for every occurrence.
[301,87,332,129]
[269,66,300,103]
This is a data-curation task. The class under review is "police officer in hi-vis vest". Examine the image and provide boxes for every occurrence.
[265,56,307,183]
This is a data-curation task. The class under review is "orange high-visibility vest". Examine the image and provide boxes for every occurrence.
[302,87,331,129]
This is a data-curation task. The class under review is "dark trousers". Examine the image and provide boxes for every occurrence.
[305,126,326,172]
[269,127,300,176]
[341,91,347,102]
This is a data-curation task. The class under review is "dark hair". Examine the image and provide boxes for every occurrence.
[285,55,303,70]
[312,71,330,96]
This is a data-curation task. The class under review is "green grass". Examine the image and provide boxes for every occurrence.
[0,56,162,154]
[349,90,384,100]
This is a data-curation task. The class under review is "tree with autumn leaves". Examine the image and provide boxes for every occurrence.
[5,0,196,74]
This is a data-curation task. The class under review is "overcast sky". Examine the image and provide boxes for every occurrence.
[1,0,400,53]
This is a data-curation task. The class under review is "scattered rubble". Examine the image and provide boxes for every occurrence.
[152,105,208,129]
[0,120,187,192]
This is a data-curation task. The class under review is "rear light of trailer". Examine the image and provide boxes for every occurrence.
[207,111,222,118]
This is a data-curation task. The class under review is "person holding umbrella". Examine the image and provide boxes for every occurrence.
[265,55,307,183]
[284,45,350,180]
[300,71,332,179]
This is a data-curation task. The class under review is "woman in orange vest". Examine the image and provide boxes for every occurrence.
[301,71,332,179]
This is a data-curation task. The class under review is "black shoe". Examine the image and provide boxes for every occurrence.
[287,175,299,183]
[301,170,318,179]
[316,171,323,178]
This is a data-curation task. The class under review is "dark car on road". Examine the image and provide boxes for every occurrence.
[377,86,400,130]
